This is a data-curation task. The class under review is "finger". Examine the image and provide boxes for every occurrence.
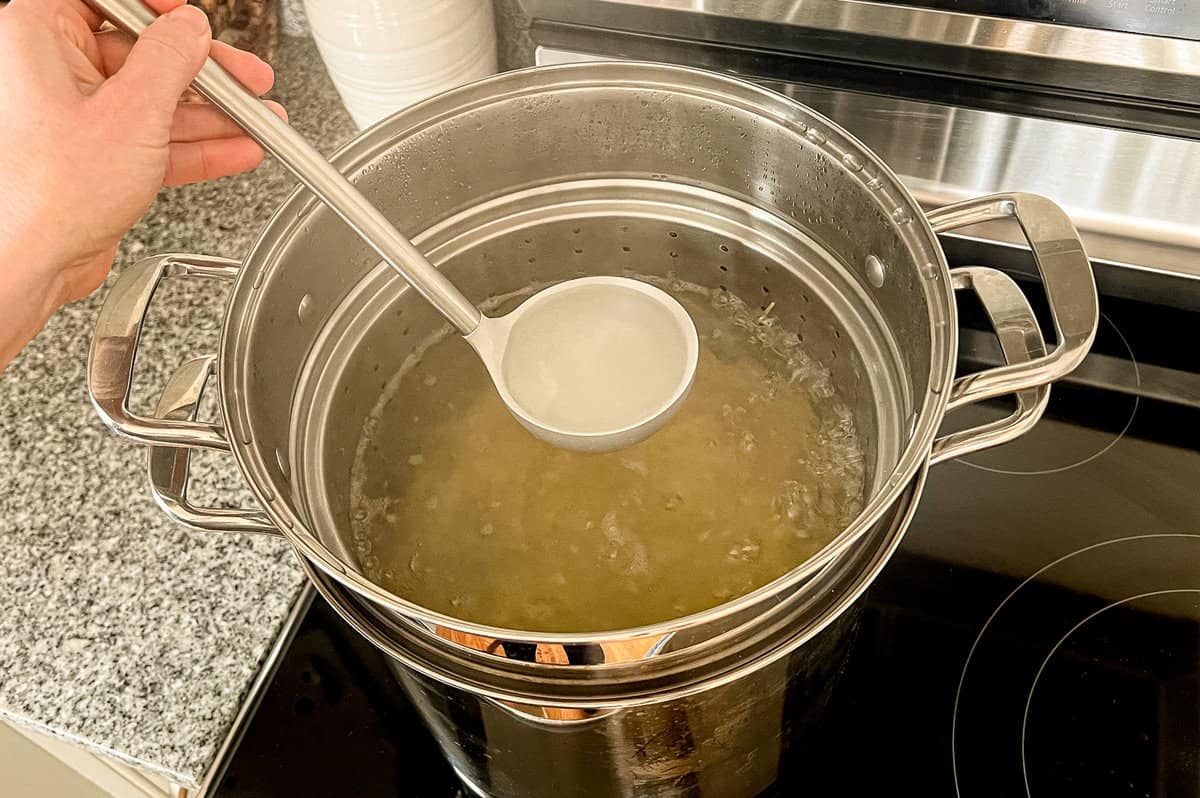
[100,4,211,123]
[13,0,105,70]
[171,100,287,143]
[38,0,188,33]
[164,137,265,185]
[96,30,275,94]
[94,29,138,75]
[208,40,276,95]
[17,0,105,31]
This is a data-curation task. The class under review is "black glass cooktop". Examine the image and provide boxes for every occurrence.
[215,276,1200,798]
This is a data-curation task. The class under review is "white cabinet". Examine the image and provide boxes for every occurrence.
[1,720,184,798]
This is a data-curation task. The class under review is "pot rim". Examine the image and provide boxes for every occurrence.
[219,60,956,645]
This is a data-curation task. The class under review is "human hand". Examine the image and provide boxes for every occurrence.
[0,0,286,370]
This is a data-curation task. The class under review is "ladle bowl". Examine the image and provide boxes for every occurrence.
[467,276,698,452]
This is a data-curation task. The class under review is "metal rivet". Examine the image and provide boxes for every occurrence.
[297,294,313,324]
[866,256,887,288]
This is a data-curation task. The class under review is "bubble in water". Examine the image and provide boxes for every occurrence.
[621,459,649,477]
[776,480,815,526]
[810,380,835,400]
[727,540,761,562]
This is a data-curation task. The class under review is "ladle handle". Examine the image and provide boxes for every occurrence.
[86,0,482,335]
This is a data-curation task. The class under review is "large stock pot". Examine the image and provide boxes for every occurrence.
[88,63,1097,797]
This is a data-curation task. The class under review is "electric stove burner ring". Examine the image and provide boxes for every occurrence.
[1020,587,1200,796]
[952,533,1200,798]
[958,313,1138,476]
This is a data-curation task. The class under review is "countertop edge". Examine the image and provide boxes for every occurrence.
[0,582,314,790]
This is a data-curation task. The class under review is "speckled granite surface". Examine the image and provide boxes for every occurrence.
[280,0,308,37]
[0,37,355,789]
[494,0,535,71]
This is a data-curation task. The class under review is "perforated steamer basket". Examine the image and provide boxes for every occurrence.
[89,63,1097,796]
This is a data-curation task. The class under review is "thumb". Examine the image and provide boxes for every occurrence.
[106,4,211,124]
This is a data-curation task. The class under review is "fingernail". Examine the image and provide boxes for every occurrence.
[173,4,211,36]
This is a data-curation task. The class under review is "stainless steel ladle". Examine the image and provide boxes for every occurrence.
[87,0,698,453]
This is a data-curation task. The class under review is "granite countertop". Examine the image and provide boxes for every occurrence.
[0,37,356,789]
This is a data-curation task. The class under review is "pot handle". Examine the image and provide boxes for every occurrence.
[930,267,1049,465]
[147,356,281,535]
[926,193,1098,409]
[88,253,240,450]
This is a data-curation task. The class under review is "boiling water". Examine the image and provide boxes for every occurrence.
[350,280,865,632]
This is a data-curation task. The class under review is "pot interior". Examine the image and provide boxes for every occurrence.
[221,63,951,629]
[298,182,901,563]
